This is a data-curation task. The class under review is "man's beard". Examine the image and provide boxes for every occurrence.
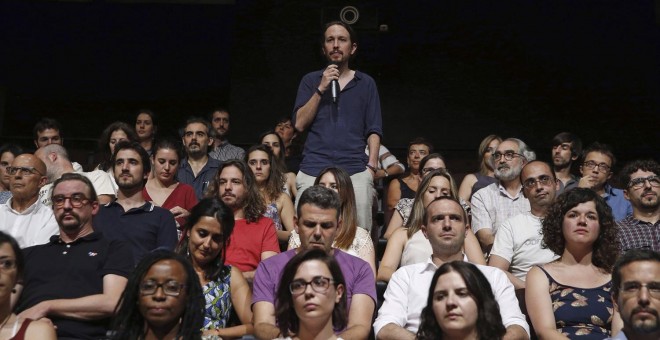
[495,164,523,182]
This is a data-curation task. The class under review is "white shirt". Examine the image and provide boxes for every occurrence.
[0,198,59,248]
[373,258,529,337]
[39,169,116,207]
[471,182,530,235]
[491,212,559,280]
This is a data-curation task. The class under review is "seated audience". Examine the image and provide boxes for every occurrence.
[252,186,375,340]
[178,198,253,338]
[373,196,529,339]
[577,142,632,221]
[208,108,245,162]
[386,137,433,216]
[143,139,198,228]
[32,118,85,172]
[177,117,221,200]
[289,167,376,275]
[0,154,58,248]
[110,250,204,340]
[274,249,347,340]
[616,159,660,253]
[205,160,279,279]
[526,188,623,339]
[0,144,24,204]
[246,144,295,242]
[489,161,560,289]
[96,121,139,172]
[608,249,660,340]
[260,130,297,199]
[377,169,485,283]
[0,231,55,339]
[135,109,157,155]
[15,173,133,339]
[550,132,582,194]
[416,261,506,340]
[458,134,502,202]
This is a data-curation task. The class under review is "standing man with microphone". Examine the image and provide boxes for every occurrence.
[292,20,383,232]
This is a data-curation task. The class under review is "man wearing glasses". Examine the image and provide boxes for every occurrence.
[578,142,632,221]
[471,138,536,253]
[0,154,58,248]
[489,161,560,289]
[617,159,660,253]
[14,173,133,339]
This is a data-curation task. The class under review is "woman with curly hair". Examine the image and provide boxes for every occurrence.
[274,249,347,340]
[417,261,506,340]
[110,250,204,340]
[526,188,623,339]
[245,144,295,242]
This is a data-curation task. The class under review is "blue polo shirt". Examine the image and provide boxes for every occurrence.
[293,69,382,176]
[17,232,133,339]
[93,200,177,265]
[603,184,633,221]
[176,157,221,200]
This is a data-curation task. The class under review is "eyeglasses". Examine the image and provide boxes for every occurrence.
[523,175,555,189]
[620,281,660,298]
[491,151,524,161]
[7,166,43,176]
[139,280,186,296]
[52,194,91,208]
[628,176,660,190]
[289,276,335,295]
[421,167,446,175]
[0,258,16,271]
[582,161,611,172]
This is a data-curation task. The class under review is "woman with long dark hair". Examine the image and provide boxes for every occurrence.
[274,249,347,340]
[259,131,297,199]
[110,250,204,340]
[135,109,158,155]
[417,261,506,340]
[526,188,623,339]
[177,198,253,338]
[96,121,139,172]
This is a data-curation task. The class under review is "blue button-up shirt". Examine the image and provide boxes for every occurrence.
[176,157,221,200]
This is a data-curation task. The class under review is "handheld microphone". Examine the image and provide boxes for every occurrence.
[331,62,340,103]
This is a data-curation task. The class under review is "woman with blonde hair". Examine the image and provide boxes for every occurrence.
[458,134,502,202]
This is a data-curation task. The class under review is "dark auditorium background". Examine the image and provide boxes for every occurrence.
[0,0,658,182]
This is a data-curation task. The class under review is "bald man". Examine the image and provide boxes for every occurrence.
[0,154,58,247]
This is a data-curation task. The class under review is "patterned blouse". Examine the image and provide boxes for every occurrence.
[202,266,233,330]
[264,202,283,231]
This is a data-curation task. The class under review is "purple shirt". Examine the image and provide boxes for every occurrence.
[292,69,382,176]
[252,249,376,309]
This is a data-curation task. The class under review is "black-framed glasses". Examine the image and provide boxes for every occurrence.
[52,194,91,208]
[289,276,334,295]
[139,280,186,296]
[582,161,611,172]
[0,258,16,271]
[621,281,660,298]
[523,175,555,189]
[7,166,43,176]
[491,151,524,161]
[628,176,660,190]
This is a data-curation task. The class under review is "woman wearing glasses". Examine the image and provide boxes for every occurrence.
[111,250,204,340]
[178,198,254,338]
[526,188,623,339]
[274,249,347,340]
[0,231,55,339]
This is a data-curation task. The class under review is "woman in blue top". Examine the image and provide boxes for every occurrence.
[178,198,254,338]
[526,188,623,339]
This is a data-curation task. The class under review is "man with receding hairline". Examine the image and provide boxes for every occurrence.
[0,154,58,247]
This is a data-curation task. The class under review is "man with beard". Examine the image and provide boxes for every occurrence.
[374,196,529,340]
[578,142,632,221]
[209,160,279,280]
[15,173,133,339]
[177,117,221,200]
[608,249,660,340]
[0,154,58,248]
[489,161,560,288]
[617,160,660,253]
[550,132,582,194]
[471,138,535,253]
[93,141,177,265]
[208,108,245,162]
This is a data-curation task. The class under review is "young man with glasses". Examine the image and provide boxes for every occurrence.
[471,138,536,253]
[617,159,660,253]
[578,142,632,221]
[608,249,660,340]
[0,154,58,248]
[489,161,561,289]
[14,173,133,339]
